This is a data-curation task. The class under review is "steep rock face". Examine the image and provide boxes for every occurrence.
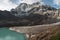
[14,3,30,16]
[11,2,56,17]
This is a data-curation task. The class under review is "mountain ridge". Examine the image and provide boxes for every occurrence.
[0,2,59,27]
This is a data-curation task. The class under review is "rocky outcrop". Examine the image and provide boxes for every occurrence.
[11,2,57,17]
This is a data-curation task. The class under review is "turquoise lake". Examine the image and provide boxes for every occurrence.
[0,28,25,40]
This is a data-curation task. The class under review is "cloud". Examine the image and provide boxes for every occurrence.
[18,0,42,4]
[0,0,17,11]
[53,0,60,5]
[0,0,43,11]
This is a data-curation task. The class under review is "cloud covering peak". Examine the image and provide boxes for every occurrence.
[19,0,41,4]
[0,0,60,11]
[53,0,60,5]
[0,0,42,11]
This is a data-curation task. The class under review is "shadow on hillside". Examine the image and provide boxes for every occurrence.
[0,13,60,27]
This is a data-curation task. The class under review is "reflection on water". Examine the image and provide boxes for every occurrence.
[0,36,15,40]
[0,28,25,40]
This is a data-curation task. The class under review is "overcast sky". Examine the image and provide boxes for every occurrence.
[0,0,60,11]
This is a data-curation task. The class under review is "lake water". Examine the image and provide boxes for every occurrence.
[0,28,25,40]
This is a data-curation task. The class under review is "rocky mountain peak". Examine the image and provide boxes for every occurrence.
[11,2,57,17]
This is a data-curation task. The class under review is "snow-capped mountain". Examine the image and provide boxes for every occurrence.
[12,3,31,16]
[0,2,59,27]
[11,2,57,17]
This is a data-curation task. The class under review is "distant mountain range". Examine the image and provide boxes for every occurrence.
[0,2,59,27]
[11,2,57,17]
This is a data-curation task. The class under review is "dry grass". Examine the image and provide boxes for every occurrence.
[31,25,60,40]
[9,22,60,40]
